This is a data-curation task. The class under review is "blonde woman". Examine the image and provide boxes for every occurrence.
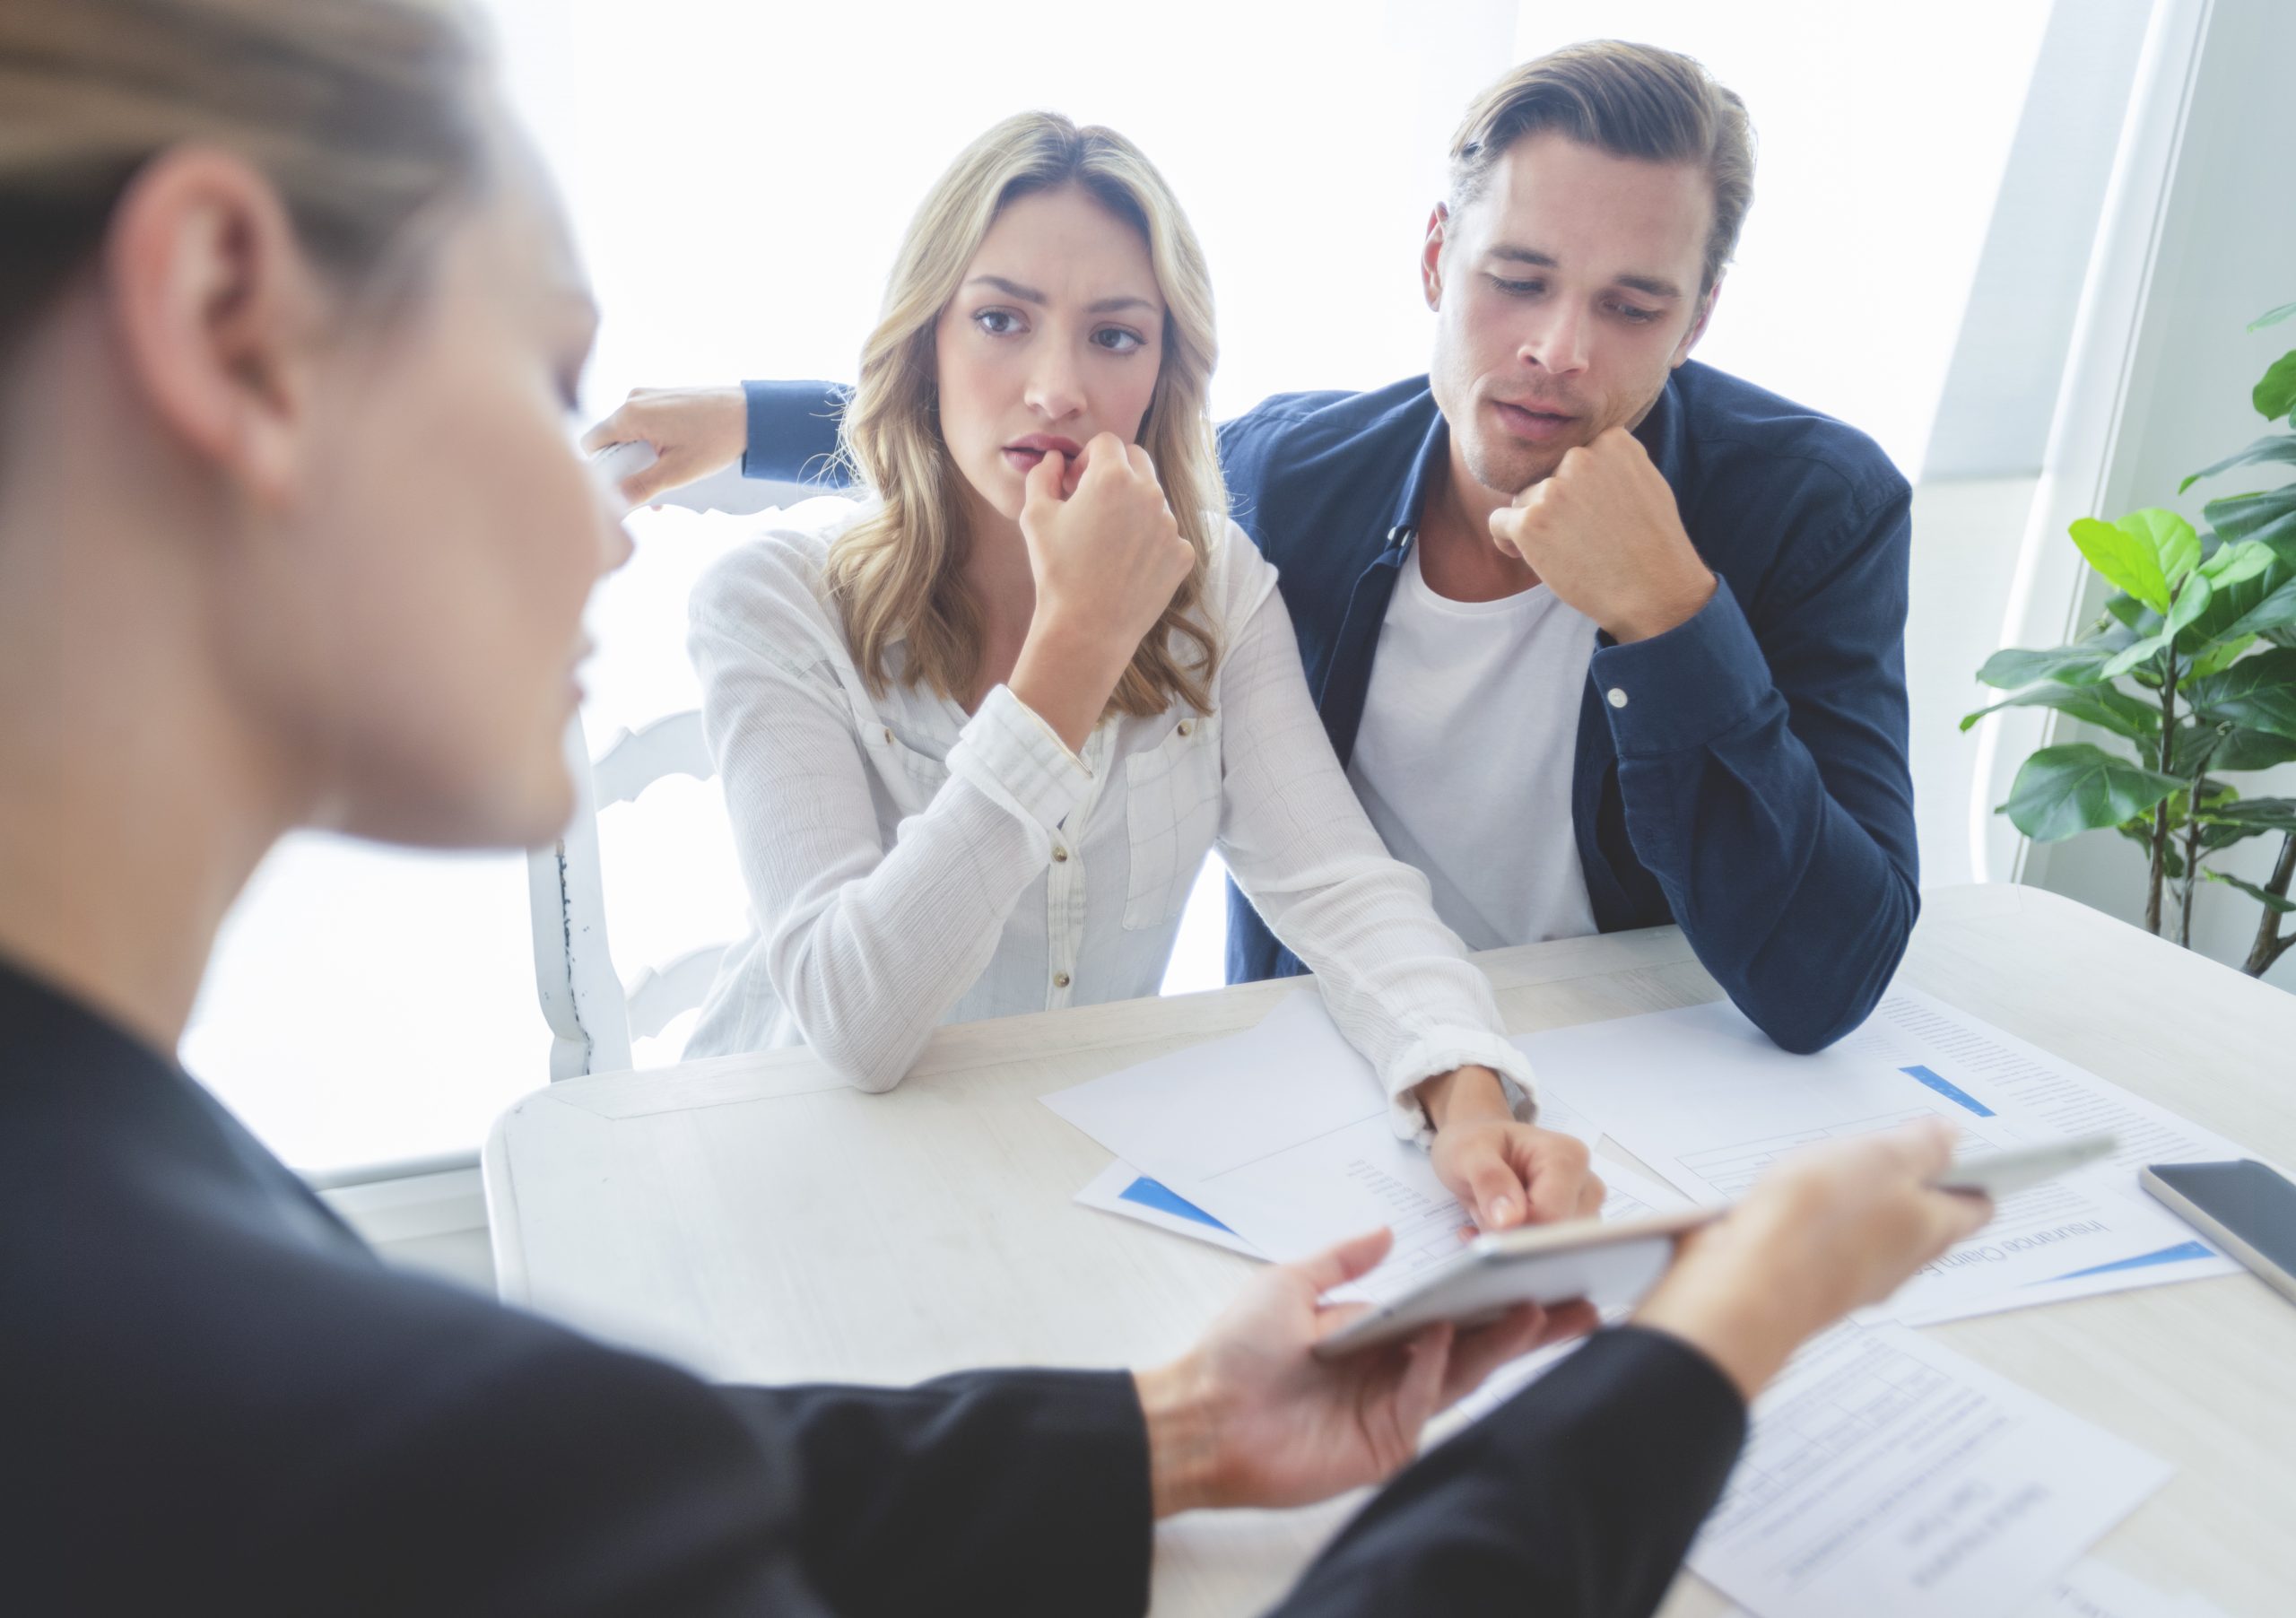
[614,115,1595,1232]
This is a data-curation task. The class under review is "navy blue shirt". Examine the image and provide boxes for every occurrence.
[740,360,1918,1052]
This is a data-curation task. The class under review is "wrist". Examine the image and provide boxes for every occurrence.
[1630,1223,1827,1401]
[1010,615,1130,752]
[1416,1065,1512,1131]
[1133,1355,1228,1518]
[1606,565,1716,644]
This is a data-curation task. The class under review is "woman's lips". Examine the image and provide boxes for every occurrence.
[1492,400,1578,443]
[1002,435,1083,474]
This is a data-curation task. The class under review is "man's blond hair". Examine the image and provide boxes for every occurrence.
[1449,39,1755,296]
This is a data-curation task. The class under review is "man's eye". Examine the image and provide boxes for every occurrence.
[1492,277,1543,297]
[1612,304,1658,325]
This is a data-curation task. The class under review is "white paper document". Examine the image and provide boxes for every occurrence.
[1724,1554,2231,1618]
[1045,991,1638,1302]
[1514,996,2234,1322]
[1074,1159,1265,1257]
[1689,1322,2170,1618]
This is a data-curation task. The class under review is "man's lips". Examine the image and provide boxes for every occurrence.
[1492,400,1578,443]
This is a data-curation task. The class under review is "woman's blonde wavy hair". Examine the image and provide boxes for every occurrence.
[826,112,1226,718]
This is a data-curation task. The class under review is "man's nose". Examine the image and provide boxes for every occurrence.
[1519,306,1592,378]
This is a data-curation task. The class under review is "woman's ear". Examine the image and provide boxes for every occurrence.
[102,148,329,506]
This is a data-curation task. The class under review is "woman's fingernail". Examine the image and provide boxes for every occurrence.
[1490,1197,1516,1225]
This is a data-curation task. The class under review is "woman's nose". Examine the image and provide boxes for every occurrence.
[1024,349,1087,421]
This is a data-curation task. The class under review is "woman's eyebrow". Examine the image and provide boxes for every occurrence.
[964,274,1159,317]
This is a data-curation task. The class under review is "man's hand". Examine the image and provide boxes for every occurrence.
[1487,425,1716,642]
[579,385,749,507]
[1134,1229,1598,1517]
[1419,1066,1603,1231]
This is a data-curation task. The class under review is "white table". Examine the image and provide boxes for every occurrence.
[484,884,2294,1616]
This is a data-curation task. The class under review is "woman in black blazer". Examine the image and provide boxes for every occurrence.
[0,4,1987,1614]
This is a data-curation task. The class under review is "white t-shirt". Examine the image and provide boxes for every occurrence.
[1346,543,1601,953]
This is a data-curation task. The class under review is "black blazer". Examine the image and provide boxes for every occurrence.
[0,958,1744,1615]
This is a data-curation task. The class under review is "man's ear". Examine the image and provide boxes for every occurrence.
[102,147,326,506]
[1422,203,1450,311]
[1674,276,1722,367]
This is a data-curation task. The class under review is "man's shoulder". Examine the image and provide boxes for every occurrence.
[1672,361,1909,518]
[1216,378,1437,561]
[1222,375,1438,452]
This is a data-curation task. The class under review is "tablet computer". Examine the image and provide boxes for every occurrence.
[1311,1206,1713,1360]
[1309,1135,2118,1360]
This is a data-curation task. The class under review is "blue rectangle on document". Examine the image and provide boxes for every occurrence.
[1901,1065,1996,1117]
[2048,1240,2216,1282]
[1119,1176,1236,1233]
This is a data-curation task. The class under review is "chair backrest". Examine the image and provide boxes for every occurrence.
[528,710,730,1080]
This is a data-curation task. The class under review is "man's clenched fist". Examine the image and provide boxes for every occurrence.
[1487,426,1715,643]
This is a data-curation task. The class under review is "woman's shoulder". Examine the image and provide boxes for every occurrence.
[688,495,874,657]
[1201,510,1281,631]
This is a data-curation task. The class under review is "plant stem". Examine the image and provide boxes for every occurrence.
[2242,831,2296,977]
[2146,656,2178,936]
[2179,796,2202,948]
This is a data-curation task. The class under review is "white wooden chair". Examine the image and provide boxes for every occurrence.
[528,710,731,1080]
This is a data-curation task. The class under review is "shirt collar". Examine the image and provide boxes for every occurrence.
[1387,407,1453,552]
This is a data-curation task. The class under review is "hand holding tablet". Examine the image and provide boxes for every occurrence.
[1313,1133,2117,1359]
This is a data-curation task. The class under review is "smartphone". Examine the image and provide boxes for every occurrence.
[2141,1160,2296,1307]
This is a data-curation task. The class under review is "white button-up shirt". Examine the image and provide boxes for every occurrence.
[684,497,1532,1137]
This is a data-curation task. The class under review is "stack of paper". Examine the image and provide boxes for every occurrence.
[1512,987,2241,1324]
[1038,982,2236,1618]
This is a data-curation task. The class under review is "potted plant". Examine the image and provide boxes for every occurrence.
[1967,297,2296,976]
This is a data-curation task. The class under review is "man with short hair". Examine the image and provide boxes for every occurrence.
[611,39,1917,1195]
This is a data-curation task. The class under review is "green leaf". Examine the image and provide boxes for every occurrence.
[2215,577,2296,642]
[2199,539,2277,586]
[2205,487,2296,550]
[2183,647,2296,739]
[2100,631,2171,680]
[1977,638,2132,689]
[2069,516,2174,611]
[2163,574,2213,639]
[2209,869,2296,914]
[2188,634,2259,677]
[2253,301,2296,332]
[1960,683,2163,740]
[1997,744,2184,842]
[2102,592,2161,633]
[2176,720,2296,774]
[2181,434,2296,493]
[2258,352,2296,422]
[2198,796,2296,834]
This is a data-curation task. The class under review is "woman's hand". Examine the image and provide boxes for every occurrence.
[1007,433,1196,751]
[1633,1119,1994,1399]
[579,385,748,507]
[1420,1066,1604,1231]
[1135,1228,1598,1516]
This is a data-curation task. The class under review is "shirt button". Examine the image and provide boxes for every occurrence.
[1606,687,1630,709]
[1051,844,1069,863]
[1053,971,1071,989]
[1177,719,1194,737]
[881,726,894,744]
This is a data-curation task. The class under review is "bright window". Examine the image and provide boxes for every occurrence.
[186,0,2050,1172]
